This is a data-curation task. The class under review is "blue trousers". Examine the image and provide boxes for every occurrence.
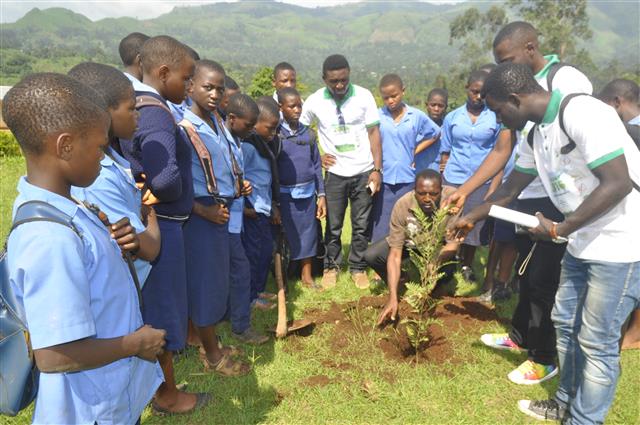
[242,213,274,302]
[369,182,412,242]
[552,252,639,424]
[228,232,251,334]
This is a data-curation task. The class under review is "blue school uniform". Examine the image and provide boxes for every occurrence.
[123,71,156,94]
[181,109,233,327]
[371,104,440,241]
[440,104,501,246]
[120,90,193,351]
[71,146,152,286]
[219,123,252,334]
[439,104,501,185]
[278,121,325,260]
[241,135,277,302]
[8,178,163,425]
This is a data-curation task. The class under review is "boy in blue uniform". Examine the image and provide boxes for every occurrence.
[4,73,165,424]
[242,97,281,310]
[67,62,161,287]
[371,74,440,242]
[181,59,251,375]
[415,88,448,173]
[119,36,210,414]
[222,93,270,345]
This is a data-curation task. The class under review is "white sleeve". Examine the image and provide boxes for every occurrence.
[514,132,538,176]
[299,94,316,127]
[363,90,380,127]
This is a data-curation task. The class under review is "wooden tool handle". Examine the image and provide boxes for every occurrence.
[274,251,287,338]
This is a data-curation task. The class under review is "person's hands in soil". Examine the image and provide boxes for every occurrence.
[316,196,326,219]
[321,154,336,170]
[110,217,140,255]
[377,297,399,327]
[367,170,382,195]
[528,212,554,241]
[271,205,282,225]
[447,215,475,242]
[240,179,252,196]
[243,207,258,219]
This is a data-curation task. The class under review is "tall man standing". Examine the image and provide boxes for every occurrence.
[300,54,382,290]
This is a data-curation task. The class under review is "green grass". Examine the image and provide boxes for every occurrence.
[1,155,639,424]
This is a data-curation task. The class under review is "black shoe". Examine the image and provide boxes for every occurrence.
[518,399,566,421]
[491,282,512,301]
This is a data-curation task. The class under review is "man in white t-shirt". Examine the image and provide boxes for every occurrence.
[444,21,594,387]
[300,54,382,290]
[450,63,640,425]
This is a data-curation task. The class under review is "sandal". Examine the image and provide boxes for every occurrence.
[199,344,244,360]
[151,392,212,416]
[200,351,251,376]
[258,291,277,301]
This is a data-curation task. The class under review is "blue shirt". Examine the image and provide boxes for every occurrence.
[123,72,156,94]
[223,125,245,234]
[242,141,272,216]
[71,146,152,285]
[629,115,640,126]
[440,104,502,185]
[379,104,440,184]
[8,178,163,425]
[169,98,192,122]
[182,109,238,199]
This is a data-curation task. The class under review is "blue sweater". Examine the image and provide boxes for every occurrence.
[120,91,194,217]
[277,123,325,195]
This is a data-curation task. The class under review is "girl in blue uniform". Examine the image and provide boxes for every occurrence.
[277,88,326,287]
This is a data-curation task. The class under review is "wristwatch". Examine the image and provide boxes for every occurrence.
[371,167,383,174]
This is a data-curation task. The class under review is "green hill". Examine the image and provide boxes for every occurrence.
[1,1,638,94]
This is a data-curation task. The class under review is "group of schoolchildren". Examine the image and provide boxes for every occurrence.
[3,19,639,425]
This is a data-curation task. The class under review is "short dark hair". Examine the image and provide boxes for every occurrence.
[273,62,295,79]
[379,73,403,89]
[226,93,259,120]
[119,32,149,66]
[467,69,489,86]
[415,168,442,185]
[140,35,191,72]
[3,73,109,155]
[599,79,639,103]
[322,54,350,76]
[255,96,280,121]
[427,88,448,103]
[481,63,543,102]
[194,59,225,78]
[224,75,240,91]
[184,45,200,61]
[277,87,300,104]
[493,21,538,49]
[67,62,133,109]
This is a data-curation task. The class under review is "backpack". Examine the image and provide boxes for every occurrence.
[527,93,640,192]
[0,201,80,416]
[545,62,577,92]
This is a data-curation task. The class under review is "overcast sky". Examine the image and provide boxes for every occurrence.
[0,0,462,23]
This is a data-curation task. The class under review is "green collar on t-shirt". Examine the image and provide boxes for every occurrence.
[541,89,563,124]
[323,83,354,107]
[534,54,560,79]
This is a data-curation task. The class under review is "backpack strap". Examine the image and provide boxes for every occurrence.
[11,201,79,236]
[179,119,219,195]
[526,124,537,148]
[135,95,172,115]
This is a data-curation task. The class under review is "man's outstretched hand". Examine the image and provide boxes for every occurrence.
[447,215,475,243]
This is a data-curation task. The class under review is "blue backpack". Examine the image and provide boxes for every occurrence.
[0,201,79,416]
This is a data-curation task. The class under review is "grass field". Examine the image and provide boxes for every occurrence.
[1,155,639,425]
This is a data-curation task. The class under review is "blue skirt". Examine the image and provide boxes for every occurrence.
[370,182,413,242]
[142,218,188,351]
[280,193,317,260]
[184,197,230,327]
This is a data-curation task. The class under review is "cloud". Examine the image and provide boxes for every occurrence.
[0,0,461,23]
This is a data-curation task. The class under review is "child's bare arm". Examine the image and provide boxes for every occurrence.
[34,325,166,373]
[136,207,161,261]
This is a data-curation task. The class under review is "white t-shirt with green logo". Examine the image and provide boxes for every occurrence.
[517,54,593,200]
[300,84,380,177]
[515,91,640,262]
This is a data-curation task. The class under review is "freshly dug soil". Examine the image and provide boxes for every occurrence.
[304,295,503,364]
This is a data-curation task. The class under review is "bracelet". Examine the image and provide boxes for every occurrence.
[549,222,559,240]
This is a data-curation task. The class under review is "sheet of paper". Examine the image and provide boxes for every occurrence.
[489,205,539,228]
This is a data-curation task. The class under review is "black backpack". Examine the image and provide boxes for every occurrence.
[0,201,80,416]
